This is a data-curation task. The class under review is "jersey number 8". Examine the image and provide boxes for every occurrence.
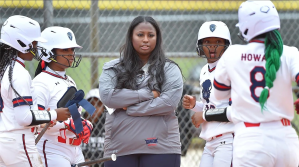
[250,66,269,102]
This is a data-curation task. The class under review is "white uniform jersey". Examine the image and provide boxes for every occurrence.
[214,40,299,123]
[32,66,76,138]
[0,57,40,132]
[196,62,234,141]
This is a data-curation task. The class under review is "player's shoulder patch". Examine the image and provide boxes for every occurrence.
[103,59,120,70]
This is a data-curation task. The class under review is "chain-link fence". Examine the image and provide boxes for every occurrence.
[1,1,299,167]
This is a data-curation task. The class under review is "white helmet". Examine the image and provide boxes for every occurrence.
[37,26,82,66]
[237,1,280,42]
[85,88,100,101]
[197,21,231,44]
[0,15,46,53]
[196,21,231,58]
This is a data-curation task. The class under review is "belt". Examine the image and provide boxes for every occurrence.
[57,136,81,146]
[56,129,81,146]
[244,118,291,127]
[211,134,222,140]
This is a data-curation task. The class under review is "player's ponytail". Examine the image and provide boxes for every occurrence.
[259,30,283,111]
[35,60,49,77]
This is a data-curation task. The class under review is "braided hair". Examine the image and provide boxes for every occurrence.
[0,43,31,106]
[259,30,283,111]
[35,60,49,77]
[0,43,16,82]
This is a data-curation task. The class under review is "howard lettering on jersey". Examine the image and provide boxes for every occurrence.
[145,137,158,146]
[241,53,265,61]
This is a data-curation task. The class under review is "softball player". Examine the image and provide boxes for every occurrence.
[182,21,234,167]
[0,16,71,167]
[32,26,92,167]
[210,1,299,166]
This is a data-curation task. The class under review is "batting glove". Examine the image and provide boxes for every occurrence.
[80,120,93,144]
[64,119,77,134]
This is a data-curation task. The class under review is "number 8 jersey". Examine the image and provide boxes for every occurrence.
[214,40,299,123]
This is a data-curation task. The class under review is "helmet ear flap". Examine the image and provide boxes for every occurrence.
[196,40,204,56]
[225,40,230,46]
[221,40,230,53]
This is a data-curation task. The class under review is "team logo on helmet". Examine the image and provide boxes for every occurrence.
[260,6,270,13]
[210,24,216,32]
[67,32,73,41]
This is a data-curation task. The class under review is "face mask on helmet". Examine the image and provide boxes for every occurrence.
[37,26,82,68]
[38,48,82,68]
[196,21,232,61]
[52,49,82,68]
[196,38,230,60]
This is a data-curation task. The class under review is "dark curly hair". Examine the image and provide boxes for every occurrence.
[113,16,178,92]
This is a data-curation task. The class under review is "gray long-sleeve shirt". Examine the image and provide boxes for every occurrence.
[99,59,183,157]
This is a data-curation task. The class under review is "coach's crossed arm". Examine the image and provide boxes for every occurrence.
[99,69,155,109]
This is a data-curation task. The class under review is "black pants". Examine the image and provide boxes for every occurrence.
[104,154,180,167]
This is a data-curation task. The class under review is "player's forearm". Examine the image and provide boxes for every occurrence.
[15,105,57,126]
[100,88,154,109]
[203,106,232,122]
[191,101,204,112]
[126,97,175,116]
[126,82,183,116]
[99,70,154,108]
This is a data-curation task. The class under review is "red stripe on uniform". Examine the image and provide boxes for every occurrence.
[214,79,231,90]
[208,66,216,72]
[16,59,25,67]
[22,134,33,167]
[281,119,290,126]
[43,140,48,167]
[13,98,33,104]
[249,40,264,43]
[244,122,260,127]
[38,104,45,110]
